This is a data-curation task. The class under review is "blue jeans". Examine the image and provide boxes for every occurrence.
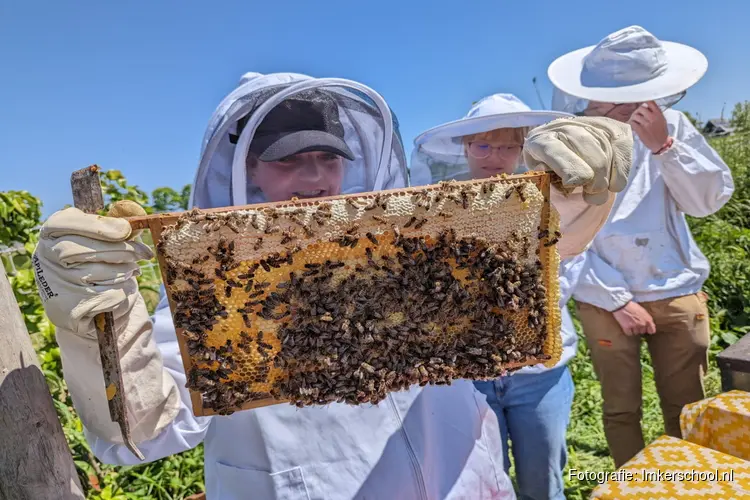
[474,365,574,500]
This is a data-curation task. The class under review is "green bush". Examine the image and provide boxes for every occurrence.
[688,127,750,342]
[0,190,42,247]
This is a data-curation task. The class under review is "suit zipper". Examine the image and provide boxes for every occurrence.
[387,395,428,500]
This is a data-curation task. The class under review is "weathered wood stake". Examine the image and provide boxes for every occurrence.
[0,267,85,499]
[70,164,144,460]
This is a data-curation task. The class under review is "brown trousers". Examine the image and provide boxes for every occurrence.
[575,292,710,468]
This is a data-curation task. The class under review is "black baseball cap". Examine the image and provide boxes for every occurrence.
[237,89,355,162]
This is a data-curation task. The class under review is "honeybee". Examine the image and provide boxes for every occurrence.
[280,229,296,245]
[515,185,526,202]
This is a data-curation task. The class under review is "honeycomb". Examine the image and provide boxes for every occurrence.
[155,172,561,416]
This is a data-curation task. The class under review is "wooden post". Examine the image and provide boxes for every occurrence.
[70,165,144,461]
[0,268,85,500]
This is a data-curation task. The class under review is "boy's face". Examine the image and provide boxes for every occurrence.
[250,151,346,202]
[465,138,523,179]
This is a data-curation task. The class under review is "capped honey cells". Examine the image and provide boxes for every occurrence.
[155,172,562,416]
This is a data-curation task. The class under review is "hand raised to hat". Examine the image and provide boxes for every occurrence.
[522,116,633,205]
[629,101,669,154]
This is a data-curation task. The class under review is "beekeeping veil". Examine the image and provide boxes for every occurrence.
[547,25,707,115]
[410,93,571,186]
[190,72,408,209]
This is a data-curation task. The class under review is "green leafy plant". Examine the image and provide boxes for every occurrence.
[0,190,42,246]
[730,101,750,133]
[151,186,191,213]
[100,170,153,214]
[687,122,750,336]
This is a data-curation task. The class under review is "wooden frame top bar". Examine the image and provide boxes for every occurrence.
[126,171,551,231]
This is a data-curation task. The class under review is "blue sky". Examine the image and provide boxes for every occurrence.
[2,0,748,217]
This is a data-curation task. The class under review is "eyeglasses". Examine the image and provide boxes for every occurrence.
[467,142,523,159]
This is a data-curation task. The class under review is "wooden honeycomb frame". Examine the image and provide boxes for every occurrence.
[128,171,561,416]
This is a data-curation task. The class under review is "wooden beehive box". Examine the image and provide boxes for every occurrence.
[128,172,562,416]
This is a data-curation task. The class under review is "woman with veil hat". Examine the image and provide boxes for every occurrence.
[411,92,634,500]
[547,25,735,468]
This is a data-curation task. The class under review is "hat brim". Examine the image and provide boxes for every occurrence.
[413,111,572,156]
[548,41,708,104]
[255,130,355,162]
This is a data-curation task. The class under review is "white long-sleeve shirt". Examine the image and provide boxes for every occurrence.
[572,109,734,311]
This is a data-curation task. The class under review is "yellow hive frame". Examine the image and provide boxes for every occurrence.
[128,171,561,416]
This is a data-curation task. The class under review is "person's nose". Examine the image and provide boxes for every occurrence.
[297,159,327,183]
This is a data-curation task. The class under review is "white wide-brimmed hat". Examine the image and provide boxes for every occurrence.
[409,93,571,185]
[413,93,570,156]
[547,25,708,104]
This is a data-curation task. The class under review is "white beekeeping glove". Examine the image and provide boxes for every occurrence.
[523,116,633,259]
[523,116,632,205]
[33,207,181,444]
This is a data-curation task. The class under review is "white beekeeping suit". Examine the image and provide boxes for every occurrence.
[32,72,519,500]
